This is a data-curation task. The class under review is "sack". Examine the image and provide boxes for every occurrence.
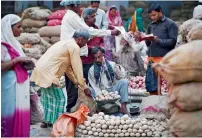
[179,19,201,41]
[153,40,202,84]
[168,110,202,137]
[145,61,157,92]
[22,19,47,28]
[21,7,41,19]
[99,103,120,114]
[38,26,61,37]
[51,104,89,137]
[50,36,60,44]
[71,86,96,115]
[23,27,40,33]
[48,10,67,20]
[168,82,202,111]
[41,37,50,43]
[187,23,202,42]
[47,19,62,26]
[17,33,41,45]
[29,9,52,20]
[141,95,168,120]
[30,90,43,124]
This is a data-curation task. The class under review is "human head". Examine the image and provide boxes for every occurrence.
[148,3,163,23]
[73,29,90,47]
[82,8,96,26]
[60,0,81,15]
[109,6,117,17]
[92,47,105,64]
[91,0,100,11]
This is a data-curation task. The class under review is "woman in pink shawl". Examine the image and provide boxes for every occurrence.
[104,5,123,61]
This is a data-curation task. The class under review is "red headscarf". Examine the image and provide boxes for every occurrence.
[107,5,123,26]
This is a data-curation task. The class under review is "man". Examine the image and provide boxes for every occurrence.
[60,0,120,112]
[193,0,202,19]
[145,3,178,94]
[116,32,145,76]
[60,0,119,41]
[81,8,105,83]
[30,30,92,128]
[91,0,108,30]
[88,47,129,114]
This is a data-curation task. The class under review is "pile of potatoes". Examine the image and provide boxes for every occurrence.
[75,112,169,137]
[95,90,120,101]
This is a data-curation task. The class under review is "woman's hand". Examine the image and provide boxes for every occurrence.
[108,25,115,30]
[84,88,92,98]
[13,57,31,64]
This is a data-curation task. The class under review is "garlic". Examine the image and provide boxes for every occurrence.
[94,132,98,136]
[109,125,114,129]
[110,120,116,126]
[79,125,85,129]
[117,129,121,133]
[111,129,116,133]
[115,134,119,137]
[138,129,143,133]
[136,133,140,137]
[99,120,105,125]
[114,125,118,129]
[147,132,152,137]
[107,129,111,133]
[95,124,101,128]
[88,131,93,135]
[133,129,138,133]
[122,129,127,133]
[115,120,121,125]
[98,112,105,116]
[128,124,133,128]
[92,127,96,132]
[128,128,132,133]
[102,129,106,133]
[95,119,100,124]
[119,133,124,137]
[104,115,110,120]
[119,125,123,129]
[84,121,91,126]
[104,133,109,137]
[101,124,107,129]
[130,133,135,137]
[125,132,130,137]
[131,119,136,124]
[97,128,101,132]
[99,132,104,137]
[133,124,138,129]
[122,124,128,130]
[142,125,148,130]
[86,126,91,131]
[91,123,95,127]
[121,120,125,125]
[93,114,98,118]
[142,133,146,137]
[122,114,129,120]
[125,119,131,124]
[83,130,87,134]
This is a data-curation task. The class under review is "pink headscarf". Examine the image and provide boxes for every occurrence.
[107,5,123,26]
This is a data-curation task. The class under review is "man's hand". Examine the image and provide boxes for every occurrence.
[111,29,121,36]
[84,88,92,98]
[108,25,115,30]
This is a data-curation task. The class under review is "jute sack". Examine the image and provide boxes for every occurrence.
[50,36,60,44]
[168,110,202,137]
[23,27,40,33]
[153,40,202,84]
[187,23,202,42]
[168,82,202,111]
[41,37,50,43]
[71,86,96,115]
[29,9,52,20]
[22,19,47,28]
[38,25,61,37]
[17,33,41,45]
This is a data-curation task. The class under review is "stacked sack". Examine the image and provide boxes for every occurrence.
[39,9,66,44]
[21,7,52,33]
[153,40,202,137]
[179,18,202,43]
[17,33,51,60]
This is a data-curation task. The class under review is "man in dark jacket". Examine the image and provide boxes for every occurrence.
[145,3,178,94]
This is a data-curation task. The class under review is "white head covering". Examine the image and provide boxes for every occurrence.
[199,0,202,3]
[1,14,25,56]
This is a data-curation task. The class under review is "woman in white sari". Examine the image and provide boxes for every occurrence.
[1,14,30,137]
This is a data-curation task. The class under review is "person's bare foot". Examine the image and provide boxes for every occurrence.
[120,103,131,116]
[40,122,48,128]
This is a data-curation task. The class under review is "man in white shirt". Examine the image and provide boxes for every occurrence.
[91,0,108,30]
[60,0,119,40]
[193,0,202,19]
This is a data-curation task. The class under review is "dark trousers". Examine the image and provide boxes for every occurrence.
[65,63,93,112]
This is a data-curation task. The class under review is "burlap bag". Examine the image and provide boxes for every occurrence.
[17,33,41,45]
[38,25,61,37]
[153,40,202,84]
[168,82,202,111]
[187,23,202,42]
[22,18,47,28]
[168,110,202,137]
[50,36,60,44]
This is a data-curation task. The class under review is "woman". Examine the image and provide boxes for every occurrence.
[104,5,123,61]
[1,14,30,137]
[128,8,145,33]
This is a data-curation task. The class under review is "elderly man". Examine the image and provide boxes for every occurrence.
[60,0,120,112]
[88,47,129,114]
[91,0,108,30]
[193,0,202,19]
[81,8,105,83]
[30,30,91,128]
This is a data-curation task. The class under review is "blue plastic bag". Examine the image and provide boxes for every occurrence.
[145,60,157,92]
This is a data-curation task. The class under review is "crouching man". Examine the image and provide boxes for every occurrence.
[88,47,129,114]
